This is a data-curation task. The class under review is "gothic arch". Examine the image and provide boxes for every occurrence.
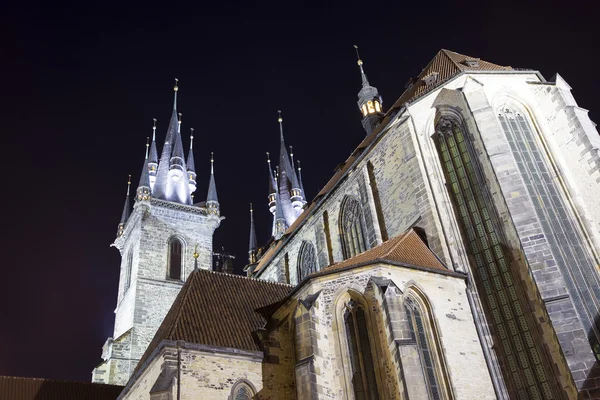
[228,379,257,400]
[167,236,185,280]
[333,289,384,400]
[297,240,318,282]
[339,195,368,260]
[402,284,452,399]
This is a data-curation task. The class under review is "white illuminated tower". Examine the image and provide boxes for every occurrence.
[92,81,222,385]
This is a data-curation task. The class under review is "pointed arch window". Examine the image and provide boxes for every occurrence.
[344,299,378,400]
[168,237,183,280]
[229,380,255,400]
[340,196,368,260]
[297,241,317,281]
[433,116,555,397]
[405,297,441,399]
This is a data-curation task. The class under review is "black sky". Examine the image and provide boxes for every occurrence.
[1,0,598,384]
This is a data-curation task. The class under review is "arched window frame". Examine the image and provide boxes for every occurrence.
[167,236,185,281]
[334,290,383,400]
[297,241,318,282]
[228,379,256,400]
[403,286,451,400]
[339,196,368,260]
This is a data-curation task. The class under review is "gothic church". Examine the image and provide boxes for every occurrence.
[93,49,600,400]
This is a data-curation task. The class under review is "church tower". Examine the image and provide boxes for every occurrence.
[92,81,222,386]
[355,45,383,135]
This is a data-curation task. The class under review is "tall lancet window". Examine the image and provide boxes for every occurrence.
[168,237,183,280]
[498,107,600,354]
[297,241,317,282]
[344,299,378,400]
[434,116,554,398]
[405,297,441,400]
[124,249,133,292]
[340,196,368,259]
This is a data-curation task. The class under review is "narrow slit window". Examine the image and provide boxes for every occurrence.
[168,238,183,280]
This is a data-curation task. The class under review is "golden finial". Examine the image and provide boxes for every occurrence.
[211,151,214,163]
[145,137,150,159]
[354,45,363,66]
[178,112,182,124]
[289,145,293,157]
[297,159,302,171]
[174,78,179,92]
[127,174,131,185]
[266,151,271,164]
[277,110,282,123]
[193,244,199,259]
[190,127,194,141]
[250,203,253,213]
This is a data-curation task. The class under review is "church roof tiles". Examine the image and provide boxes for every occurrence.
[0,376,123,400]
[135,269,292,374]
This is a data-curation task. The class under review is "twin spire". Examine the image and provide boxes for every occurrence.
[116,80,220,236]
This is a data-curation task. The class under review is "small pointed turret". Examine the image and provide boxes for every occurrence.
[148,118,159,191]
[267,152,277,210]
[248,203,258,264]
[274,189,287,240]
[297,159,306,200]
[117,175,132,237]
[187,128,197,195]
[206,152,219,215]
[354,45,383,135]
[276,111,302,225]
[136,141,151,203]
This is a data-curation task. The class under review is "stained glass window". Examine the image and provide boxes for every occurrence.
[231,382,254,400]
[340,196,368,259]
[297,241,318,281]
[168,237,183,280]
[344,299,378,400]
[434,116,556,399]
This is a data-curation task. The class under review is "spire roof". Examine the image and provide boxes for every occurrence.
[148,118,158,164]
[266,152,276,195]
[249,203,257,253]
[170,112,187,169]
[277,111,300,190]
[297,159,306,199]
[207,152,218,203]
[186,128,196,173]
[152,80,180,200]
[120,175,131,224]
[354,45,370,87]
[137,143,151,190]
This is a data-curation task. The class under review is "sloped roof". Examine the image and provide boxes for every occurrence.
[253,49,512,276]
[135,269,292,374]
[0,376,123,400]
[316,229,447,275]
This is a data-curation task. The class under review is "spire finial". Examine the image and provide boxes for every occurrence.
[190,128,194,149]
[152,118,157,140]
[250,202,253,213]
[266,151,271,164]
[354,45,369,86]
[297,159,301,171]
[173,78,179,110]
[193,244,199,259]
[210,152,214,174]
[277,110,284,140]
[145,137,150,159]
[127,174,131,195]
[277,109,282,123]
[289,145,295,167]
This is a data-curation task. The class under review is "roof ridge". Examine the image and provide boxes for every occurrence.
[380,231,410,258]
[440,49,463,70]
[197,268,294,287]
[0,375,123,386]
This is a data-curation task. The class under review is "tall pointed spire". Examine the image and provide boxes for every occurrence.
[187,128,197,195]
[248,203,258,264]
[117,175,132,237]
[148,118,159,191]
[206,152,219,215]
[137,140,151,203]
[277,111,301,190]
[354,45,383,135]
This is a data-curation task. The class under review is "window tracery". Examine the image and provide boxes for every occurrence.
[297,241,317,282]
[340,196,368,259]
[230,380,255,400]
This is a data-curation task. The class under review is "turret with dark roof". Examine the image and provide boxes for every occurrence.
[117,176,131,237]
[148,118,159,191]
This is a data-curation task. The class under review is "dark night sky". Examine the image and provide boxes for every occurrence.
[1,0,598,384]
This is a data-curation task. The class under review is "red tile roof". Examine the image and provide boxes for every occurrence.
[316,229,447,274]
[135,269,292,375]
[0,376,123,400]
